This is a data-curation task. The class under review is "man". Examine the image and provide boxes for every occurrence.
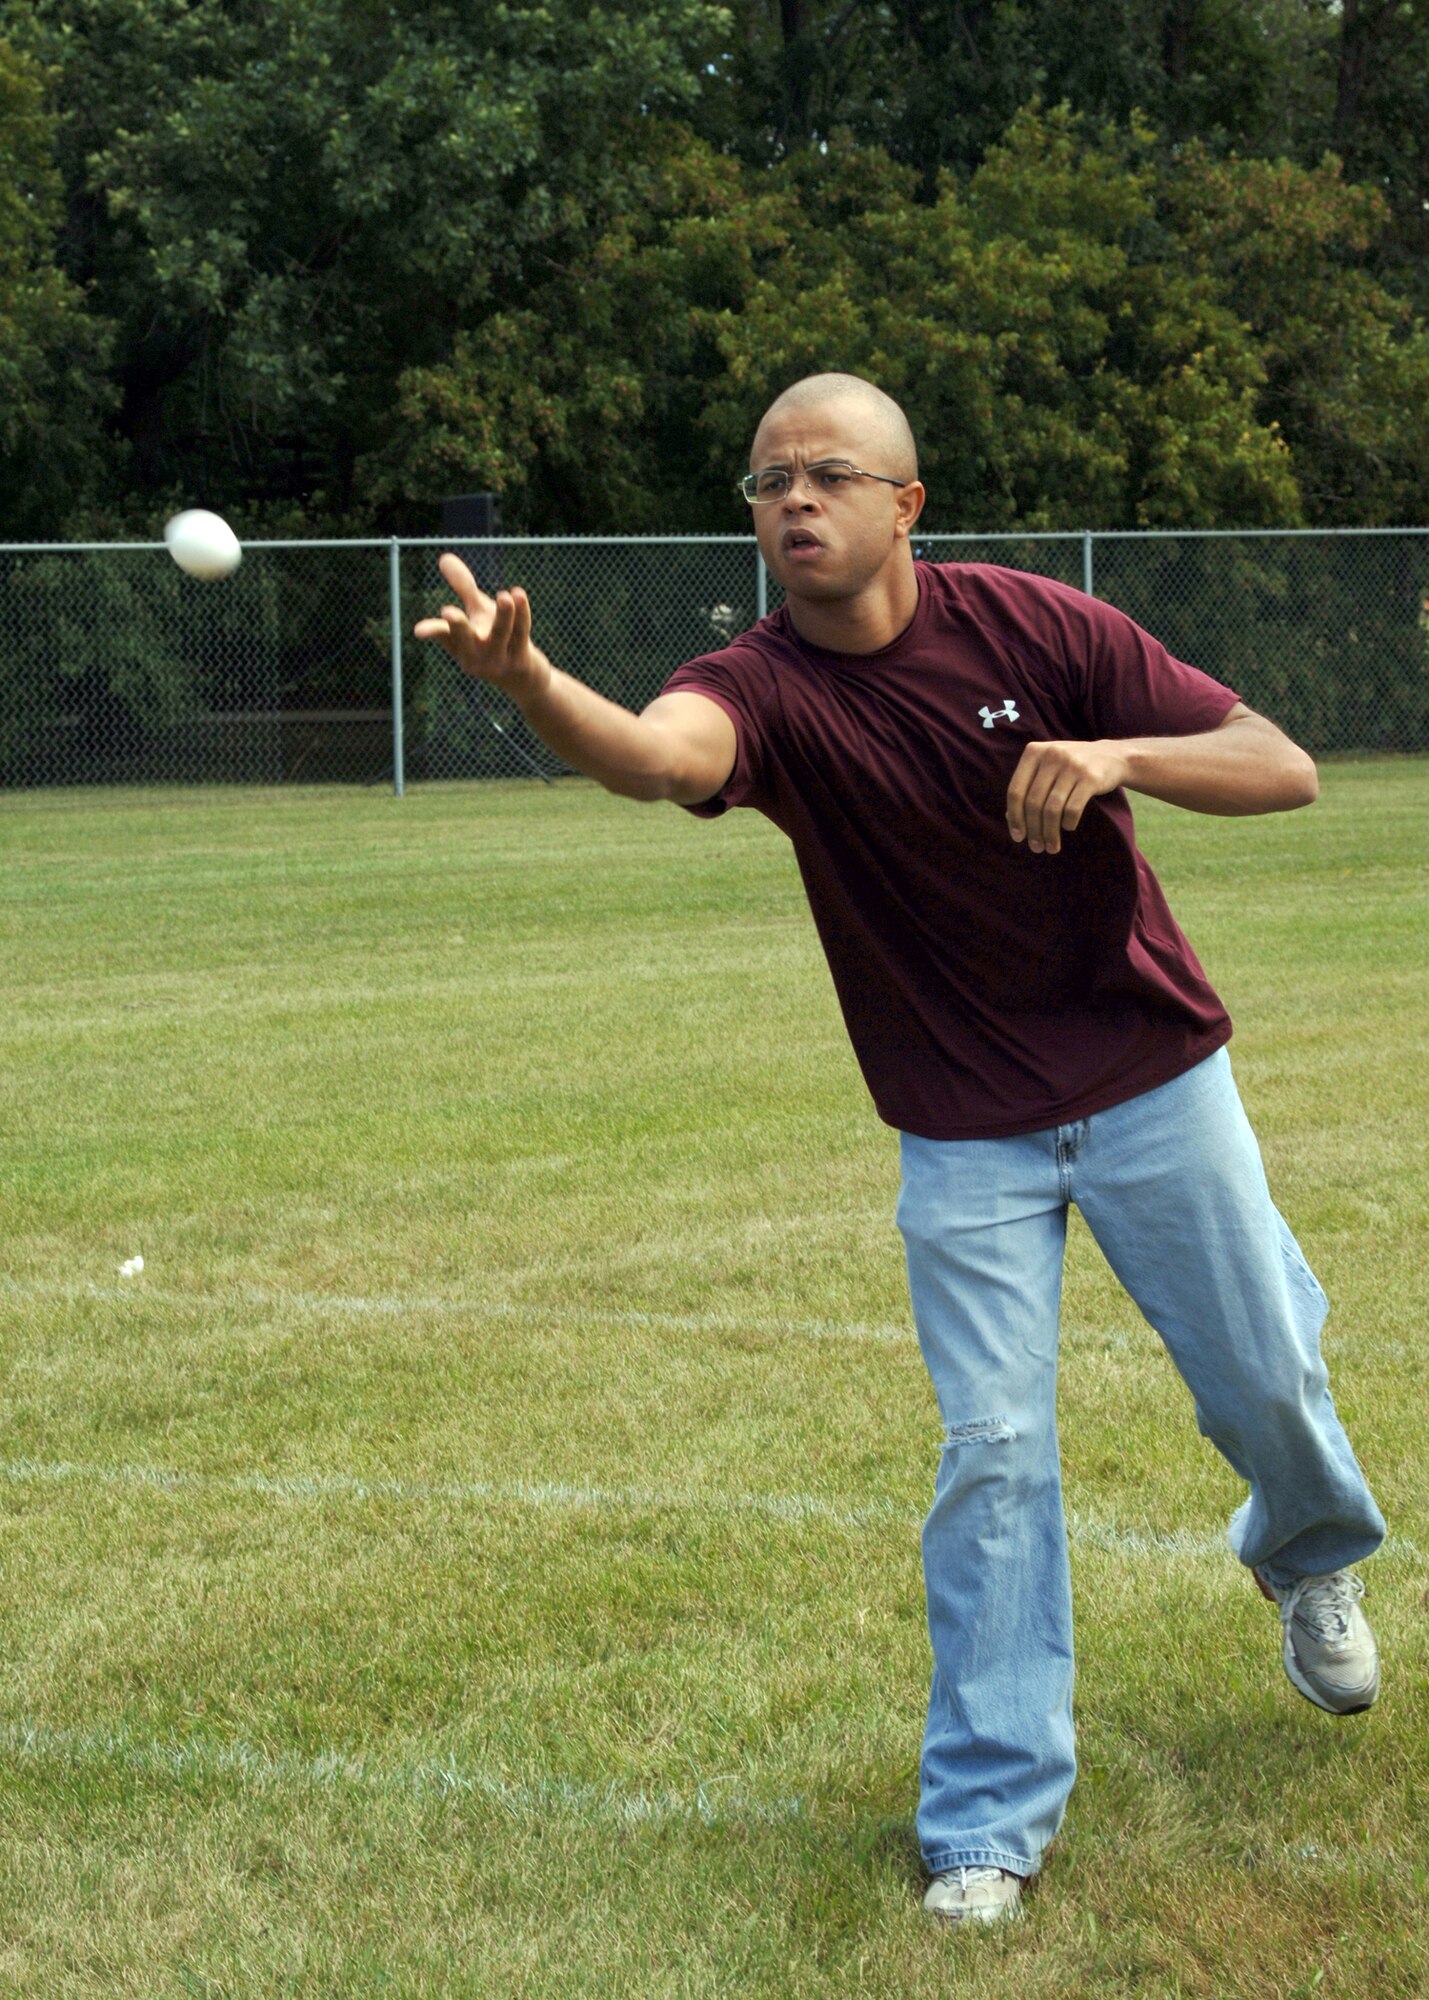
[415,373,1385,1927]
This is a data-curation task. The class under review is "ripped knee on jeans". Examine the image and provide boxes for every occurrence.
[942,1415,1017,1448]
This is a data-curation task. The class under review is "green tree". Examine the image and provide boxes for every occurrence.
[1168,148,1429,522]
[11,0,728,532]
[705,2,1339,173]
[1329,0,1429,291]
[703,109,1304,530]
[0,34,113,536]
[379,109,1304,533]
[703,3,1427,304]
[366,122,755,532]
[9,2,1428,539]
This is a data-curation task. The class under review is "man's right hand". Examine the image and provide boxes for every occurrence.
[413,552,552,702]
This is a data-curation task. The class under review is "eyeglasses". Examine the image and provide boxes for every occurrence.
[737,460,910,505]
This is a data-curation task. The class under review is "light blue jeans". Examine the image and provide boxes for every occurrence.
[896,1048,1385,1881]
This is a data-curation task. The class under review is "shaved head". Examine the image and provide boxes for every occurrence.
[753,373,918,481]
[744,372,925,640]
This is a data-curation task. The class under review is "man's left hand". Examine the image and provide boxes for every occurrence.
[1005,739,1130,855]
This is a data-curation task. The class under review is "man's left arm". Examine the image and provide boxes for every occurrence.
[1005,705,1318,855]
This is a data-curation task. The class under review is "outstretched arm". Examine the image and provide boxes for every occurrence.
[1005,705,1319,855]
[413,554,736,805]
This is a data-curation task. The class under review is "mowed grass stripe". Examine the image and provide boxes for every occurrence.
[0,1275,1384,1542]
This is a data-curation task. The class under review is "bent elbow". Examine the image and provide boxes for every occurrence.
[1286,750,1319,809]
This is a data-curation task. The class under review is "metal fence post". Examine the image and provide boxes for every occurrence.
[756,547,768,622]
[1082,530,1094,599]
[389,537,405,797]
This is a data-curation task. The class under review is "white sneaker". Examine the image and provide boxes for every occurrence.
[922,1866,1023,1924]
[1255,1567,1380,1714]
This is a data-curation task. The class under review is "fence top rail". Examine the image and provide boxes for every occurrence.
[919,525,1429,541]
[1062,525,1429,541]
[0,534,761,553]
[1,525,1426,556]
[394,534,759,547]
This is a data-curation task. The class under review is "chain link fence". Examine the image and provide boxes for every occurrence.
[2,529,1426,793]
[0,541,395,789]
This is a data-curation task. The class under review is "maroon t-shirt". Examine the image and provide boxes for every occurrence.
[660,561,1241,1140]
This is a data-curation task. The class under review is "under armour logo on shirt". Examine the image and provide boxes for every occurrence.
[978,700,1021,728]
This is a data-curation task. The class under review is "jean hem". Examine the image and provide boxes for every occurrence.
[1226,1499,1386,1591]
[923,1848,1036,1880]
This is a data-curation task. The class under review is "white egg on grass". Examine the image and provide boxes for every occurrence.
[164,509,242,581]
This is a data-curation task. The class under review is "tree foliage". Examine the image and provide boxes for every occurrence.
[378,107,1429,532]
[707,0,1429,279]
[1169,147,1429,523]
[6,0,1429,537]
[10,0,727,529]
[0,34,113,535]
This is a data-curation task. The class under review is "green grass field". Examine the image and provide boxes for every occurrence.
[1,765,1426,1999]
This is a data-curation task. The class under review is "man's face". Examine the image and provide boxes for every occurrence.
[747,399,921,603]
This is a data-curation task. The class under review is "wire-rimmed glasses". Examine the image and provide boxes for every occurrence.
[738,460,910,505]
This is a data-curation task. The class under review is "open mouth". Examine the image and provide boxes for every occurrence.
[781,529,824,557]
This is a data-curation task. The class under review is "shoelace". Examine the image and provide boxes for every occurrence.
[953,1867,1006,1891]
[1284,1570,1364,1644]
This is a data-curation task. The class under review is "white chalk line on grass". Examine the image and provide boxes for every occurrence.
[1,1455,911,1532]
[1065,1519,1417,1559]
[2,1723,1417,1887]
[10,1275,1403,1364]
[0,1274,913,1347]
[0,1719,807,1828]
[7,1456,1416,1559]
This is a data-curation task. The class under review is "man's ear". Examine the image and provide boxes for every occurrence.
[895,481,926,536]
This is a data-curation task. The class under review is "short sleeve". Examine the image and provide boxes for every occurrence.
[1059,587,1242,740]
[658,647,772,817]
[962,568,1241,740]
